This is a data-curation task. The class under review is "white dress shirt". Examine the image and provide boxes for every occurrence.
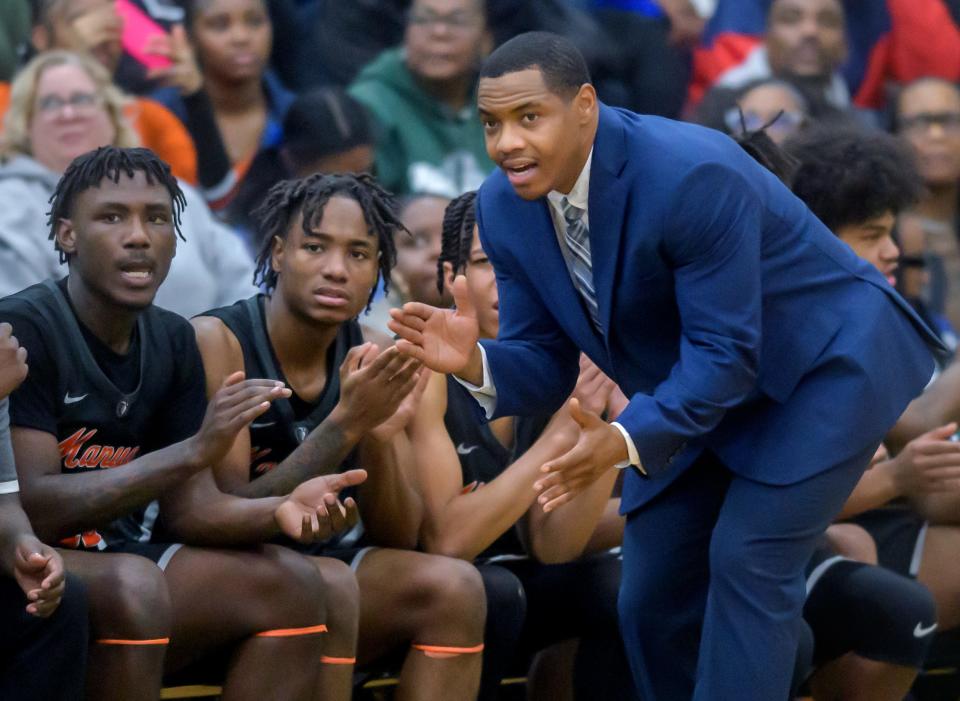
[456,152,643,471]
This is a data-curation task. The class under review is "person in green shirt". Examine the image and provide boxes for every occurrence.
[349,0,494,197]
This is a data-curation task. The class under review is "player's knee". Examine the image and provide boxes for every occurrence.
[825,523,878,564]
[858,569,938,665]
[316,558,359,645]
[253,546,326,626]
[417,556,486,638]
[100,556,171,639]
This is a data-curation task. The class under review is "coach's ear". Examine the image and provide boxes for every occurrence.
[270,235,285,273]
[56,218,77,257]
[574,83,597,125]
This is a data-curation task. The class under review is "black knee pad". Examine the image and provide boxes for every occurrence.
[805,559,937,667]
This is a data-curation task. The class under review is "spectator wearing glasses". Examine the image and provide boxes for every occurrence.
[894,78,960,335]
[698,77,810,144]
[348,0,494,197]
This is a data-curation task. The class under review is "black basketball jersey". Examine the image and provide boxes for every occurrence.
[203,295,364,481]
[443,377,552,558]
[0,279,207,550]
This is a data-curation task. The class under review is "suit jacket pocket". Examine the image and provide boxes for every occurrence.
[757,305,843,403]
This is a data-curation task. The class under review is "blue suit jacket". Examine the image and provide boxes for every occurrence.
[475,105,940,514]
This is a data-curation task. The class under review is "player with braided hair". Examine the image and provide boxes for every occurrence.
[193,171,488,701]
[2,146,366,701]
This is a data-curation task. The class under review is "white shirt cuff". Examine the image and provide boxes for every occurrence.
[0,479,19,495]
[611,422,645,474]
[453,344,497,419]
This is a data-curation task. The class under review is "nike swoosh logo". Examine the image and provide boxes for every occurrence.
[64,393,88,405]
[456,443,479,456]
[251,421,276,429]
[914,621,938,638]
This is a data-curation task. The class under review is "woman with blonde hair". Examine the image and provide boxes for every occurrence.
[0,50,256,316]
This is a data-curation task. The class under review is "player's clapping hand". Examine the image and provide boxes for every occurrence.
[333,343,421,437]
[890,423,960,495]
[190,372,292,468]
[368,367,431,442]
[275,469,367,543]
[388,275,479,374]
[13,536,65,618]
[0,323,28,399]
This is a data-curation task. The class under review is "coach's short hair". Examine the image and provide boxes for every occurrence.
[479,31,590,99]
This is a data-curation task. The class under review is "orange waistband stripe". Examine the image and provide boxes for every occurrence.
[412,643,485,659]
[96,638,170,646]
[320,655,357,665]
[256,624,328,638]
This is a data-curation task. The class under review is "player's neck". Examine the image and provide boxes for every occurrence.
[66,275,137,355]
[264,293,340,371]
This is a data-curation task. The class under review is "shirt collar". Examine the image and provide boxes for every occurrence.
[548,149,593,211]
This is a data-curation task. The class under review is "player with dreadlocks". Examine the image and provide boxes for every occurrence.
[193,171,488,701]
[1,146,369,701]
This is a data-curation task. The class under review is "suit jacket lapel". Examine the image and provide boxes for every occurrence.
[589,105,629,340]
[515,198,606,359]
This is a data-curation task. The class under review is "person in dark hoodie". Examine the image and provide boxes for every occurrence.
[348,0,494,198]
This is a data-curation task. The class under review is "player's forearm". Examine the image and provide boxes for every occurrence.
[836,460,900,521]
[159,471,284,546]
[0,493,35,576]
[529,471,619,564]
[419,439,554,560]
[231,417,358,498]
[356,434,422,548]
[21,440,202,542]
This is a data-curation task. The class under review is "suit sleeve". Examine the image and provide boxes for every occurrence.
[615,162,763,475]
[475,191,580,420]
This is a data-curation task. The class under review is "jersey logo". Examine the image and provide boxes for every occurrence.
[456,443,479,456]
[60,530,106,550]
[914,621,938,638]
[63,393,88,405]
[59,428,140,470]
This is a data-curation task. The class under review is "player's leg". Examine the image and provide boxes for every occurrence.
[824,523,878,563]
[310,557,360,701]
[0,573,88,701]
[805,559,935,700]
[618,452,730,701]
[162,545,326,701]
[698,447,871,701]
[60,550,171,701]
[354,548,486,701]
[475,563,526,701]
[917,525,960,631]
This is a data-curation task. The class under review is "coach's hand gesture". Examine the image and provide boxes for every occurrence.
[0,323,28,399]
[389,275,481,380]
[190,372,292,469]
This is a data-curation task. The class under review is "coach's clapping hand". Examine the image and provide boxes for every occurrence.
[189,371,292,468]
[0,323,28,399]
[388,275,481,380]
[13,535,65,618]
[275,469,367,543]
[332,343,421,438]
[889,423,960,495]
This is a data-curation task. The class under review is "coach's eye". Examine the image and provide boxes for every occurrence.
[522,113,538,124]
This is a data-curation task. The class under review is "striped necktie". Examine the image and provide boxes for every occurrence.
[561,197,602,331]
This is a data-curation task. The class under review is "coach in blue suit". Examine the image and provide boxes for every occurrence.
[390,32,939,700]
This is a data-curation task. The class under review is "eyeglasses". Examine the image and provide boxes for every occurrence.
[899,112,960,136]
[408,10,480,31]
[724,108,805,136]
[36,92,102,117]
